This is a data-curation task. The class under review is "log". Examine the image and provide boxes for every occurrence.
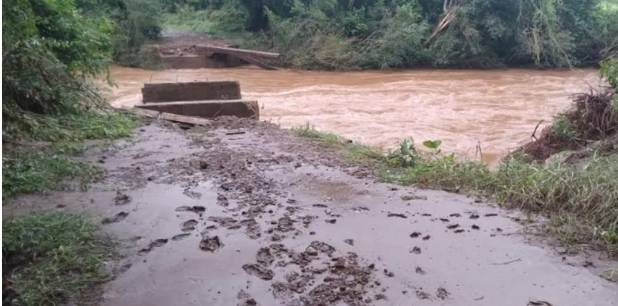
[197,45,279,60]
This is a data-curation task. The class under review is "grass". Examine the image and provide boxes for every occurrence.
[3,212,115,306]
[292,124,384,164]
[2,110,135,304]
[2,153,100,199]
[292,124,618,257]
[2,110,140,199]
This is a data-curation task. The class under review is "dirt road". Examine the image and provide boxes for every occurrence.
[5,119,617,306]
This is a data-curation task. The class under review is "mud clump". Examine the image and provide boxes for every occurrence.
[181,219,198,232]
[217,194,229,207]
[416,289,431,300]
[296,253,375,306]
[102,211,129,224]
[244,219,262,239]
[272,282,292,299]
[237,298,258,306]
[387,213,407,219]
[309,241,336,256]
[285,271,313,294]
[410,232,421,238]
[172,233,191,241]
[410,246,422,254]
[113,191,131,205]
[176,205,206,214]
[200,235,223,252]
[208,216,238,227]
[242,263,274,280]
[275,216,295,232]
[256,247,274,267]
[138,238,168,255]
[237,289,258,306]
[302,215,316,228]
[436,287,450,300]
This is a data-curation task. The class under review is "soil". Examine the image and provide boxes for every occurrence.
[4,118,618,306]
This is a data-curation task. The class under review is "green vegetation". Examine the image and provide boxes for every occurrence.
[162,0,618,70]
[3,212,115,306]
[2,3,142,302]
[2,112,140,199]
[2,0,143,199]
[78,0,164,66]
[293,124,384,164]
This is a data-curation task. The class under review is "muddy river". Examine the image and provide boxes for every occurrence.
[107,66,598,162]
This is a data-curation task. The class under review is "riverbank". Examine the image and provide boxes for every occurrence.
[160,2,618,71]
[3,115,618,306]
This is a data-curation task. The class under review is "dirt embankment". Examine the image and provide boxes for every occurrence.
[513,89,618,163]
[4,118,618,306]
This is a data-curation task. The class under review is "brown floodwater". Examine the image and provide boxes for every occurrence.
[107,66,599,163]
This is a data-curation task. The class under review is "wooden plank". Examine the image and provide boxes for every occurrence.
[129,108,212,126]
[197,45,279,59]
[235,54,278,70]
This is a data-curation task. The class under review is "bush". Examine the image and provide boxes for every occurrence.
[2,0,112,116]
[77,0,163,67]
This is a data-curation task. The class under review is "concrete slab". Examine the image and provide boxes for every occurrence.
[142,81,241,103]
[135,100,259,120]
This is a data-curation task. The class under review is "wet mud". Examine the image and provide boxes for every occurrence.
[4,118,618,306]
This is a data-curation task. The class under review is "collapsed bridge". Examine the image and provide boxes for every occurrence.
[150,44,279,70]
[135,80,259,123]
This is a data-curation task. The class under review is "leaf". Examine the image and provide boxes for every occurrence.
[423,140,442,150]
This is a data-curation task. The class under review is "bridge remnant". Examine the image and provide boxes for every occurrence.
[150,44,279,70]
[135,81,259,120]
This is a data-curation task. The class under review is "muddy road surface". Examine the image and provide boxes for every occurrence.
[5,119,617,306]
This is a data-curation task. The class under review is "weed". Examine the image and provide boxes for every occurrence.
[3,212,115,306]
[554,115,579,139]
